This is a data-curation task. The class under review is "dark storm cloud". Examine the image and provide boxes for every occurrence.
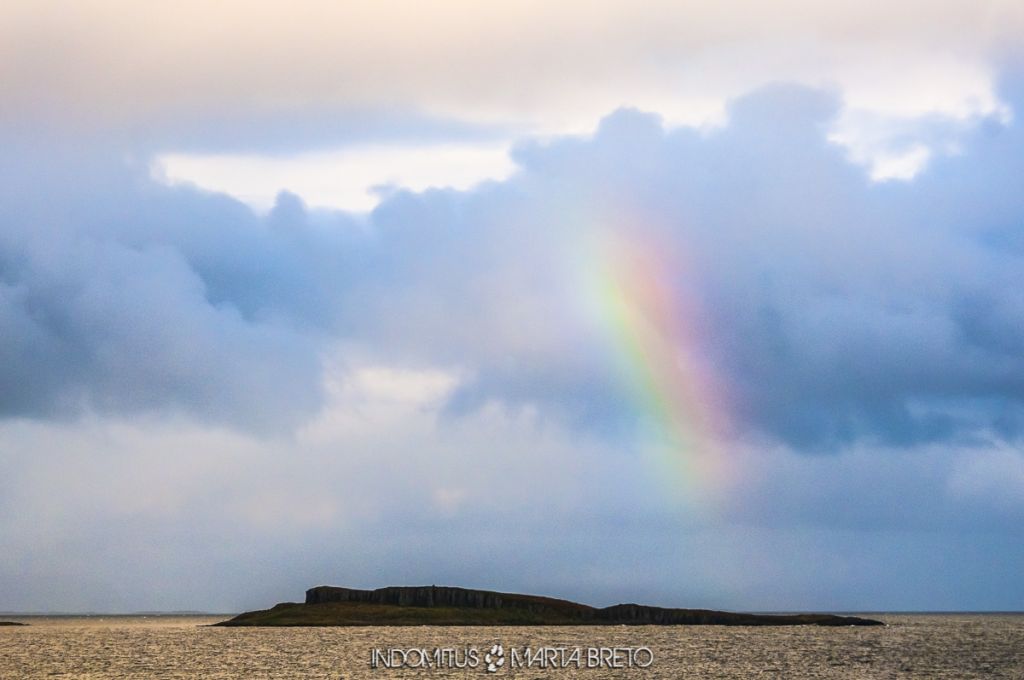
[1,81,1023,449]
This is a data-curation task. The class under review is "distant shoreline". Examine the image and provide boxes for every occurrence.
[4,610,1022,618]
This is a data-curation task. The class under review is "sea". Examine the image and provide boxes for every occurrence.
[1,614,1022,678]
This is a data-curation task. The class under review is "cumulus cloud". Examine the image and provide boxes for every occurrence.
[0,141,342,430]
[3,80,1024,449]
[352,83,1024,452]
[3,58,1024,610]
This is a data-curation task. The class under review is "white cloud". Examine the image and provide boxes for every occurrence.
[866,144,933,181]
[153,143,517,212]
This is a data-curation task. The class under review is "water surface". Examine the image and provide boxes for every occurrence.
[1,614,1022,678]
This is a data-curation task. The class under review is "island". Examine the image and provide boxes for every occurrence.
[0,622,26,626]
[215,585,883,627]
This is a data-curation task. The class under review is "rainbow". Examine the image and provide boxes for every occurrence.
[581,224,733,506]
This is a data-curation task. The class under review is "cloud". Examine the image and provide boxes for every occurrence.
[3,0,1020,182]
[1,373,1021,613]
[0,141,338,431]
[4,1,1021,126]
[349,83,1024,452]
[154,142,517,212]
[3,79,1024,450]
[3,68,1024,611]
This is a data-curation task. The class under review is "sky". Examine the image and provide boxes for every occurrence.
[1,1,1024,613]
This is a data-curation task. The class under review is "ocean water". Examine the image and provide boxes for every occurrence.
[1,614,1022,678]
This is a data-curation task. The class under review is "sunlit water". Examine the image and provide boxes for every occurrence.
[1,614,1022,678]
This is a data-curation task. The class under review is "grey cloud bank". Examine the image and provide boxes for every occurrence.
[1,78,1023,612]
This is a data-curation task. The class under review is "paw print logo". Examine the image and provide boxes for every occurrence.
[484,643,504,672]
